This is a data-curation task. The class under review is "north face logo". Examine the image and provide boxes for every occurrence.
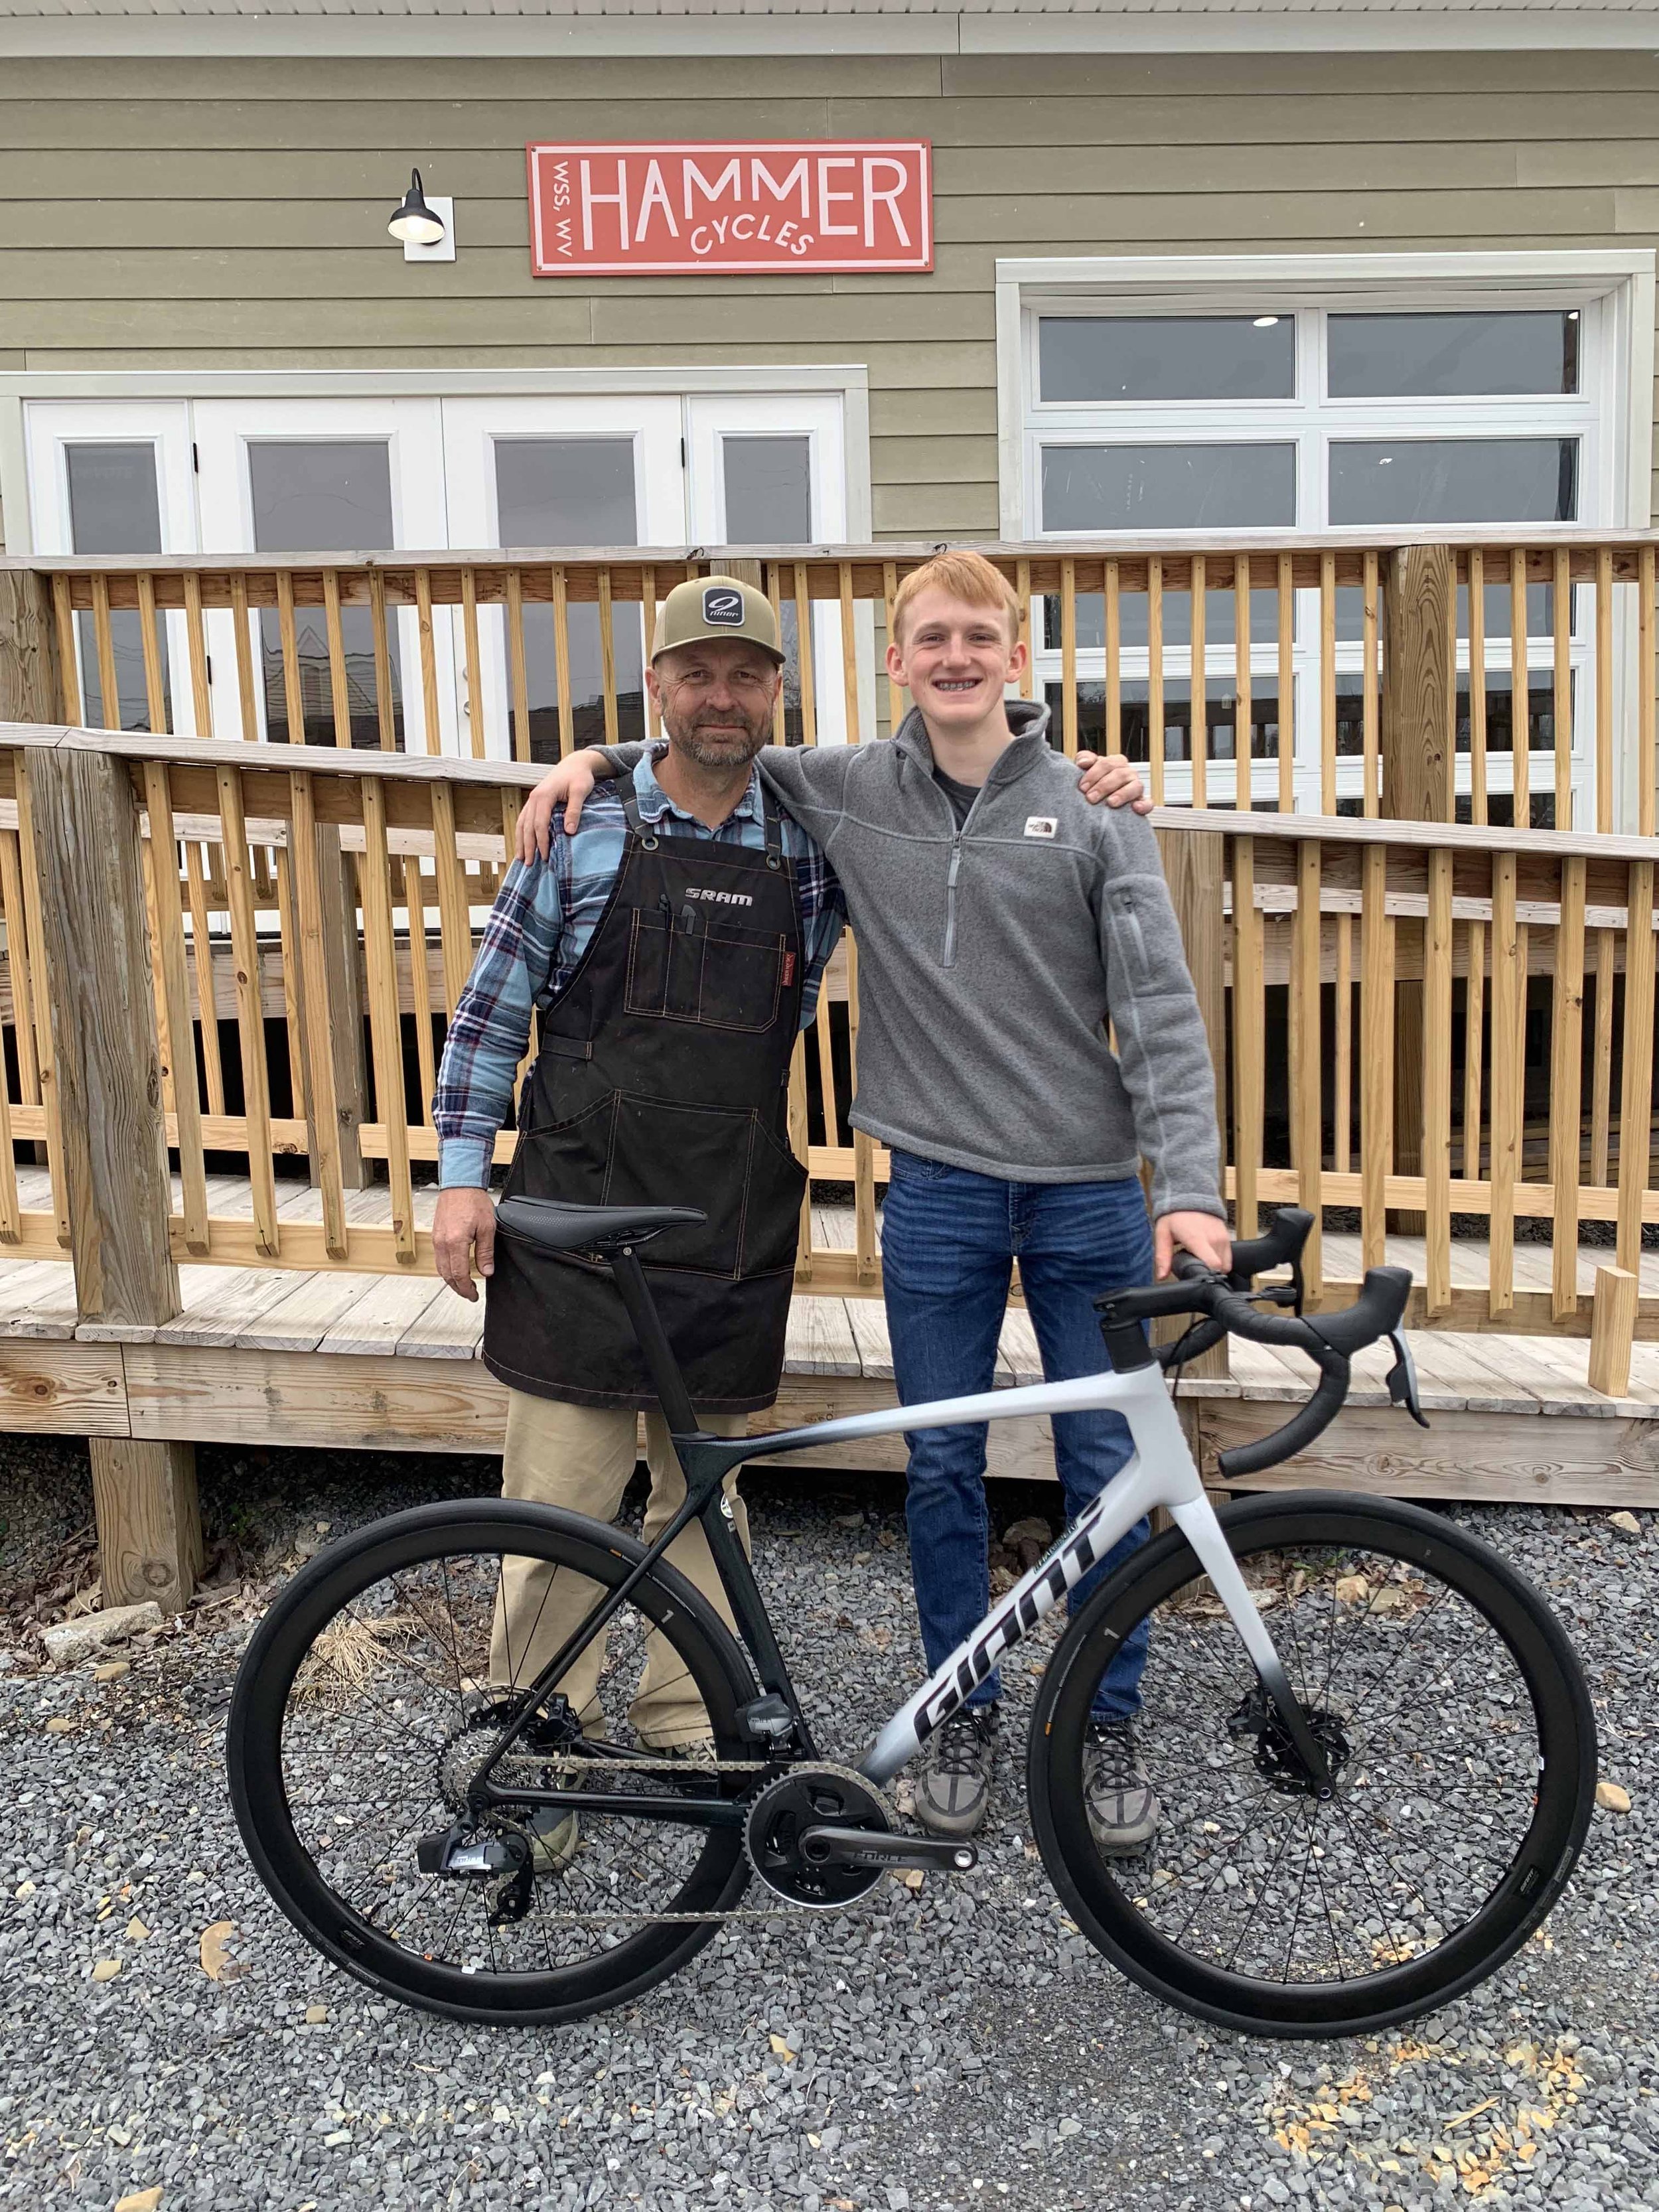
[703,587,744,627]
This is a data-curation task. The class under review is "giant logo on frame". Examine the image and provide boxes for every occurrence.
[526,141,933,277]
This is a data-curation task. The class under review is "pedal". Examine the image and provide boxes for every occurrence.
[798,1824,977,1876]
[739,1691,797,1745]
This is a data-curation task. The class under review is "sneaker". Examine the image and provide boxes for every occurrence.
[1083,1718,1161,1856]
[524,1806,579,1874]
[914,1706,999,1839]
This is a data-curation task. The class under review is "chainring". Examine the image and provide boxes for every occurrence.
[743,1763,892,1911]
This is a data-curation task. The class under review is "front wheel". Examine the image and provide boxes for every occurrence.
[1027,1493,1597,2038]
[228,1499,760,2026]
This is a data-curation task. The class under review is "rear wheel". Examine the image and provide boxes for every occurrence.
[1027,1494,1596,2037]
[228,1499,760,2026]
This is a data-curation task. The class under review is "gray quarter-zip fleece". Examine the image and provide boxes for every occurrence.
[597,701,1224,1218]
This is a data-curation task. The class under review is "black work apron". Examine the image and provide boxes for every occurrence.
[482,784,808,1413]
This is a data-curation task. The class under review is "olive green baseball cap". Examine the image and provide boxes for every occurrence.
[651,574,784,665]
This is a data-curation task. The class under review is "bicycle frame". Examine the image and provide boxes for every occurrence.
[484,1349,1330,1810]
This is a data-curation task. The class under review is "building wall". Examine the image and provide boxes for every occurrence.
[3,46,1658,546]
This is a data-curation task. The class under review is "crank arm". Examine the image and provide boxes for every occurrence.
[799,1824,978,1876]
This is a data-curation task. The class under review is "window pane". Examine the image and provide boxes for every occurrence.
[493,437,642,761]
[65,443,167,732]
[1329,438,1577,526]
[1046,678,1287,788]
[1328,312,1579,399]
[721,437,813,743]
[1045,588,1285,652]
[248,441,401,748]
[1039,317,1295,404]
[1042,443,1296,533]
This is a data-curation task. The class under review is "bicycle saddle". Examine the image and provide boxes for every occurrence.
[496,1196,708,1254]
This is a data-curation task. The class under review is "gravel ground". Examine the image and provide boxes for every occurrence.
[1,1437,1654,2212]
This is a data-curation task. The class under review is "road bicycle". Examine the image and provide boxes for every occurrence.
[228,1200,1596,2039]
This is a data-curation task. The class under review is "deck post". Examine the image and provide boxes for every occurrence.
[23,737,202,1610]
[0,569,64,723]
[1382,546,1455,1235]
[1589,1264,1638,1398]
[1157,823,1229,1404]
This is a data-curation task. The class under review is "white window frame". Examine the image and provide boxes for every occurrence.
[995,252,1657,824]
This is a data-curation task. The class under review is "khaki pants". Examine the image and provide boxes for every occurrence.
[490,1389,750,1749]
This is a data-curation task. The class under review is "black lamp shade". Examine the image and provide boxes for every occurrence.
[389,169,445,248]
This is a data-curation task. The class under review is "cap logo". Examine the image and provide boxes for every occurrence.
[703,586,744,627]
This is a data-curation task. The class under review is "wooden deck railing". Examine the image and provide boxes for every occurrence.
[3,531,1657,832]
[0,723,1655,1383]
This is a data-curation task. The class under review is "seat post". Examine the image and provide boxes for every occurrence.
[609,1244,701,1436]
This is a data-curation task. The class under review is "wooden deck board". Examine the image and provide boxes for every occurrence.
[397,1285,487,1361]
[315,1273,453,1357]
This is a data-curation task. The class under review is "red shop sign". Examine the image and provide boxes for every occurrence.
[526,141,932,276]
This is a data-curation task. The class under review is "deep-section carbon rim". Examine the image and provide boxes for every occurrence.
[1027,1494,1597,2038]
[227,1499,759,2026]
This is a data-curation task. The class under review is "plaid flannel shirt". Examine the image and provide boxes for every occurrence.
[434,751,845,1188]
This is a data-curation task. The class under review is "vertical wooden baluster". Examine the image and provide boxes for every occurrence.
[1104,558,1122,759]
[768,563,788,745]
[51,575,81,723]
[1361,550,1379,818]
[883,560,904,734]
[137,573,169,735]
[1360,842,1390,1272]
[1618,859,1656,1277]
[90,575,121,731]
[1555,548,1574,831]
[551,565,574,760]
[1333,912,1352,1176]
[1510,549,1530,828]
[1015,557,1034,702]
[10,761,66,1244]
[287,769,347,1258]
[460,566,486,760]
[413,566,441,757]
[847,935,877,1285]
[230,573,260,743]
[1060,557,1078,759]
[368,567,396,753]
[1488,849,1520,1317]
[1319,552,1337,814]
[1463,919,1485,1181]
[0,922,17,1232]
[358,774,416,1263]
[1640,545,1657,838]
[1232,553,1250,809]
[597,568,618,749]
[1148,556,1165,804]
[273,840,307,1135]
[216,764,279,1256]
[323,571,352,749]
[1551,854,1586,1321]
[812,993,838,1152]
[1424,846,1453,1315]
[794,564,818,748]
[428,781,474,1023]
[183,572,212,739]
[1468,549,1488,824]
[1276,551,1294,813]
[405,844,438,1128]
[0,830,42,1110]
[276,570,306,747]
[839,563,860,743]
[184,842,226,1117]
[643,563,663,743]
[1591,929,1615,1187]
[506,567,531,763]
[1189,554,1206,808]
[1232,836,1262,1238]
[1596,546,1614,832]
[1291,837,1323,1297]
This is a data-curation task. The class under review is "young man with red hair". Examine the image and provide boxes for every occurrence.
[512,551,1228,1854]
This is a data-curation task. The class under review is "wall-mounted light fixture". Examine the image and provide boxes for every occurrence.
[388,169,455,262]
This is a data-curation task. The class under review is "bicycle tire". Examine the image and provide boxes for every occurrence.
[228,1498,760,2027]
[1027,1492,1597,2038]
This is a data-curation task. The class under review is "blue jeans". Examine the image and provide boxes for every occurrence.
[881,1153,1155,1720]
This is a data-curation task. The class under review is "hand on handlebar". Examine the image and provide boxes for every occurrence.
[1155,1209,1233,1281]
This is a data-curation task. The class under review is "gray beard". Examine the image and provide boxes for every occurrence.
[671,726,768,769]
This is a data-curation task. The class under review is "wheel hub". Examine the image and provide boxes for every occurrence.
[1228,1687,1352,1798]
[743,1765,892,1909]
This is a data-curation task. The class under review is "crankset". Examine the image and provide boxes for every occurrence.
[744,1764,977,1910]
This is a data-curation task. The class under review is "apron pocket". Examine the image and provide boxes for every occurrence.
[699,922,786,1032]
[605,1095,762,1276]
[622,913,785,1033]
[742,1115,808,1277]
[508,1094,618,1207]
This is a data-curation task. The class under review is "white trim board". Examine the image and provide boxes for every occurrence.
[3,13,1659,57]
[995,252,1658,541]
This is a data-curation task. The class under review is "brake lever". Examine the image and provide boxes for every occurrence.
[1384,1329,1430,1429]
